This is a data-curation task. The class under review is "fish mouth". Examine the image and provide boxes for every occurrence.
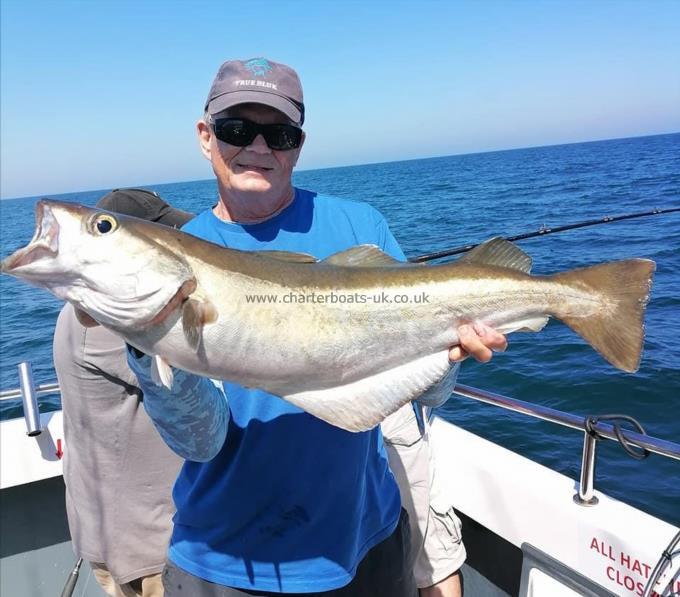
[0,201,60,274]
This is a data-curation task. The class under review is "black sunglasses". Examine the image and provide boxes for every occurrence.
[211,118,303,151]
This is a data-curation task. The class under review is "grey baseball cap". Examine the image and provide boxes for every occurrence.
[205,57,305,125]
[96,188,194,228]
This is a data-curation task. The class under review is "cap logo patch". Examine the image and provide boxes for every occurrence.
[244,58,272,77]
[234,79,278,90]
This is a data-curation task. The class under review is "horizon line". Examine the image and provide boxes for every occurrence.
[2,130,678,202]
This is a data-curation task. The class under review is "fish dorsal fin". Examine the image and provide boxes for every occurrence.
[457,237,532,273]
[323,245,410,267]
[251,250,318,263]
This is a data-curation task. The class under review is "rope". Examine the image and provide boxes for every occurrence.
[584,414,650,460]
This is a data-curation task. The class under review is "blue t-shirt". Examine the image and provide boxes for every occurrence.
[169,188,404,592]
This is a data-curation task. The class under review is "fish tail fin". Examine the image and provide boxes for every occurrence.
[552,259,655,373]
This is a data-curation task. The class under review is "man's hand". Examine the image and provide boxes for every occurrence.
[74,307,100,328]
[449,322,507,363]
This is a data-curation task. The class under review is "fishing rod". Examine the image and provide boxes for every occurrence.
[409,206,680,263]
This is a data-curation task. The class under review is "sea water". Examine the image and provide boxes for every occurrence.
[1,132,678,525]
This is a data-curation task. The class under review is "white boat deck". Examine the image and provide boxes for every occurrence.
[1,404,678,596]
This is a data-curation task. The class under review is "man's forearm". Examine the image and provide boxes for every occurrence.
[127,351,229,461]
[416,361,460,408]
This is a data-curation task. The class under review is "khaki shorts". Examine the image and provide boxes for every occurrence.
[382,404,467,588]
[91,563,164,597]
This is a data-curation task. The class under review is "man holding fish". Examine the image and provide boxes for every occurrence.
[137,58,505,595]
[2,57,653,596]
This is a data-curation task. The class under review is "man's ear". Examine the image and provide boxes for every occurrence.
[197,119,212,161]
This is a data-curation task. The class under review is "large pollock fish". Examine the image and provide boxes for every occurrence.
[1,200,655,431]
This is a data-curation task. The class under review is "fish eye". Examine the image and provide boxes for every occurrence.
[92,214,118,236]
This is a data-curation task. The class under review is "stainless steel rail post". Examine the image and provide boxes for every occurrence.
[18,362,42,436]
[574,431,599,506]
[451,383,680,509]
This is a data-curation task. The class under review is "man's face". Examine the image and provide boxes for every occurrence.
[198,103,305,218]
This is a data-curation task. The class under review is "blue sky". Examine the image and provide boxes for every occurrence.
[1,0,679,199]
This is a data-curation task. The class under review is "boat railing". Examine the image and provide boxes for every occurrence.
[2,363,679,507]
[452,383,680,506]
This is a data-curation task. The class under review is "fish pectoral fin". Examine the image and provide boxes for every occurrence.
[282,351,451,432]
[252,250,318,263]
[323,245,416,267]
[495,316,550,334]
[182,298,218,350]
[150,355,173,389]
[457,237,532,273]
